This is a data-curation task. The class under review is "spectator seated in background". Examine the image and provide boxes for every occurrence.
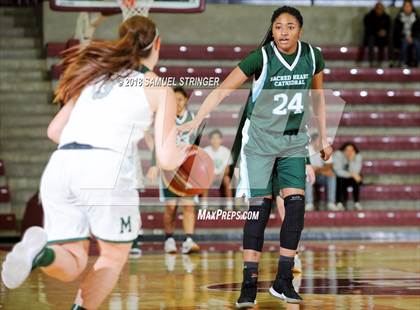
[393,0,420,67]
[305,134,340,211]
[203,130,233,210]
[360,2,391,67]
[333,142,363,211]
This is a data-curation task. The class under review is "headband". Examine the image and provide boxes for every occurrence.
[141,28,159,51]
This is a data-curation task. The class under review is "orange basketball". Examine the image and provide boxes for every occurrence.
[162,145,215,196]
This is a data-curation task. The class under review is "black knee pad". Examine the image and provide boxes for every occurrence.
[280,194,305,251]
[243,198,272,252]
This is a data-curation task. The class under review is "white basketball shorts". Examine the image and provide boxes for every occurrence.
[40,149,140,244]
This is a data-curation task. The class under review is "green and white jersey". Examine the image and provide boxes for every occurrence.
[159,109,197,199]
[237,40,325,156]
[176,110,195,145]
[151,109,195,167]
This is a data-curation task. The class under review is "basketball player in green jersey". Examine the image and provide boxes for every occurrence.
[146,87,200,255]
[180,6,332,307]
[162,86,200,255]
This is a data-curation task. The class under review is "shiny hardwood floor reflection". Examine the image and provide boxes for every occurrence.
[1,241,419,309]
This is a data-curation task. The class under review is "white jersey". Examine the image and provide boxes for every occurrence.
[41,69,151,242]
[59,70,153,155]
[204,145,233,175]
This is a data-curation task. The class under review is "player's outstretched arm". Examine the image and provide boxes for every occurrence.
[179,67,248,134]
[311,72,332,161]
[145,81,188,170]
[47,99,76,144]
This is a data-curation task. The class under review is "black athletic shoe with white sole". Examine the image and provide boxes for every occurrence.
[269,277,303,304]
[1,226,48,289]
[236,271,258,308]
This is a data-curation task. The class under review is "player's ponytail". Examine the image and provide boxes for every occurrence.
[54,15,158,104]
[259,6,304,47]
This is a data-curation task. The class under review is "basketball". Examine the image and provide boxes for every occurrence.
[161,145,215,196]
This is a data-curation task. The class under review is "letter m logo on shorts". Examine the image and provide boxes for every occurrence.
[120,216,132,233]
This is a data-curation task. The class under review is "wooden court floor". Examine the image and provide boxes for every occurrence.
[0,241,419,309]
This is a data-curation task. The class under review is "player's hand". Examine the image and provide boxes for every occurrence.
[319,139,333,161]
[178,119,200,136]
[165,144,191,170]
[306,165,316,185]
[146,166,159,183]
[178,143,192,164]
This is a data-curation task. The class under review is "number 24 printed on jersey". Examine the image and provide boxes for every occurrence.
[272,92,303,116]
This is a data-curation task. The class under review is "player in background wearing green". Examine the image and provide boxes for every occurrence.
[162,87,200,255]
[146,87,200,255]
[180,6,332,307]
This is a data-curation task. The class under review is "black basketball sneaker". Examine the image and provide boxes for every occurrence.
[236,268,258,308]
[269,267,303,304]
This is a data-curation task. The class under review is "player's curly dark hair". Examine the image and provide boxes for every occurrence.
[260,6,304,47]
[272,6,303,27]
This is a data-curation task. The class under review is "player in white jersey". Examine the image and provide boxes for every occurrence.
[203,129,234,210]
[1,16,187,310]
